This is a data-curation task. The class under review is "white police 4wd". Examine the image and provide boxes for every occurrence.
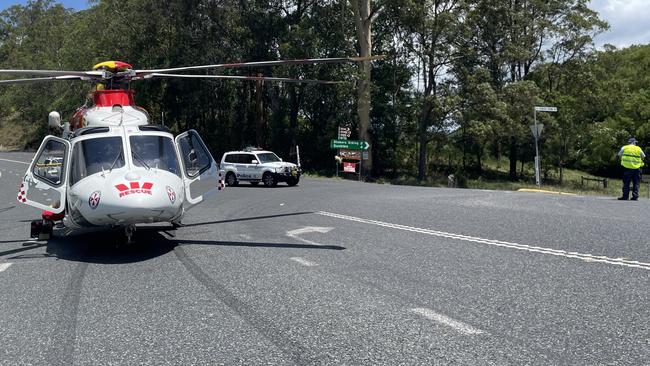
[221,149,301,187]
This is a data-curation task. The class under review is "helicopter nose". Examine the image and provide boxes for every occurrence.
[106,171,183,224]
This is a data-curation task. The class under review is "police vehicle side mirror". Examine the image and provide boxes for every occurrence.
[251,159,259,164]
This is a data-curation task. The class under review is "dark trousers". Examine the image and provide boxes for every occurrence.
[622,168,641,199]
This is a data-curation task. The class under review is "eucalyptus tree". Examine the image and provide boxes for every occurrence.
[392,0,465,181]
[461,0,606,179]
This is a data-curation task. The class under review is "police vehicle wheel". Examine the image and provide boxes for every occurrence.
[262,172,277,187]
[287,177,299,186]
[250,182,259,186]
[226,172,238,186]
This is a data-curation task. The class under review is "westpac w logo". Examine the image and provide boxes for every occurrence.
[115,182,154,198]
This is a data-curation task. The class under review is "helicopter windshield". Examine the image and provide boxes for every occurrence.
[70,136,125,186]
[129,135,180,177]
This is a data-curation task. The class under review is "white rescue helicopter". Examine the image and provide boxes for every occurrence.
[0,57,379,243]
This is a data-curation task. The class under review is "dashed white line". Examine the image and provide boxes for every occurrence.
[289,257,318,267]
[0,263,13,272]
[411,308,485,335]
[316,211,650,271]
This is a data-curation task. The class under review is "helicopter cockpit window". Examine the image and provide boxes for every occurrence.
[129,135,180,177]
[32,140,66,186]
[178,132,211,178]
[70,136,124,186]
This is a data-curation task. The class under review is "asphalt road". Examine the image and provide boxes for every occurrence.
[0,151,648,365]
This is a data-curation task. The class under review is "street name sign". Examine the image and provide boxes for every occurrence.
[534,106,557,112]
[330,139,369,150]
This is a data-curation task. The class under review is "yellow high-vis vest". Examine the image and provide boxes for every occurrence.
[621,144,644,169]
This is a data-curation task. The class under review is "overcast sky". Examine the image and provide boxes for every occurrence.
[0,0,648,49]
[589,0,650,48]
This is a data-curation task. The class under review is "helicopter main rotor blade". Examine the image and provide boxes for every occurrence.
[145,73,344,84]
[0,69,103,78]
[0,75,86,85]
[136,56,385,75]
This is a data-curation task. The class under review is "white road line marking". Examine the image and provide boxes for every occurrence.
[289,257,318,267]
[316,211,650,271]
[286,226,334,236]
[286,226,334,246]
[411,308,485,335]
[0,158,29,165]
[0,263,13,272]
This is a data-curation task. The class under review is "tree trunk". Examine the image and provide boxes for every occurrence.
[509,139,517,180]
[351,0,374,177]
[255,75,264,147]
[417,100,432,181]
[289,85,300,146]
[418,134,427,181]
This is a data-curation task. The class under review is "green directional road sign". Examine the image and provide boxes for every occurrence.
[330,139,369,150]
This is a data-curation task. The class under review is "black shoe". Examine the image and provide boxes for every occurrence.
[631,197,638,201]
[618,197,628,200]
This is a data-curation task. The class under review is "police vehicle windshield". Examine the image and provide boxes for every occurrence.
[255,152,281,163]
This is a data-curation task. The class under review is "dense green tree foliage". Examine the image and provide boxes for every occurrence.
[1,0,648,182]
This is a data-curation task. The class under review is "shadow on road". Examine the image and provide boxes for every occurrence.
[174,239,344,251]
[227,183,294,189]
[3,211,342,264]
[0,241,48,256]
[181,211,314,228]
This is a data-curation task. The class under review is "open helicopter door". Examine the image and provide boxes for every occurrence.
[18,136,70,214]
[175,130,223,208]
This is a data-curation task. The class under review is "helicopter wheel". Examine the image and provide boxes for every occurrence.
[124,224,136,245]
[30,219,53,241]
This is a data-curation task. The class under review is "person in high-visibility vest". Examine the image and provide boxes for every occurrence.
[617,137,646,200]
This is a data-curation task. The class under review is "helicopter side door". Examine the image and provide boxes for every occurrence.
[175,130,223,208]
[18,136,70,214]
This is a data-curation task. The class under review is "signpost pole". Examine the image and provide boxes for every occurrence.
[534,109,540,188]
[336,149,339,178]
[531,106,557,188]
[359,161,362,181]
